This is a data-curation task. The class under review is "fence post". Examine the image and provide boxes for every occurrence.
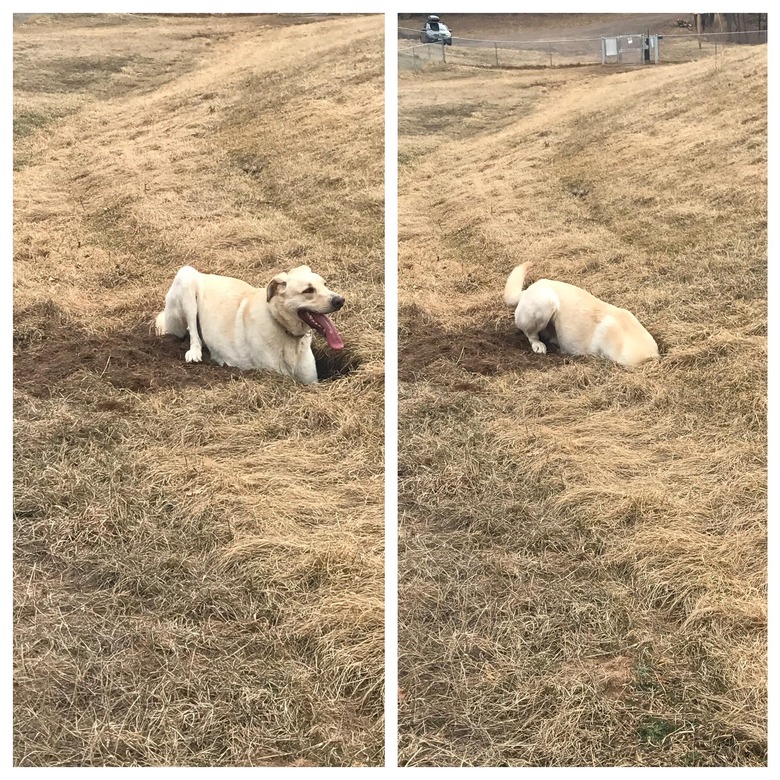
[495,42,498,66]
[442,42,445,63]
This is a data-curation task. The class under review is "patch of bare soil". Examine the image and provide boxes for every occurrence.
[401,13,704,40]
[399,303,568,381]
[13,301,359,397]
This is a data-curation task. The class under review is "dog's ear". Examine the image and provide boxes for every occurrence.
[266,273,288,302]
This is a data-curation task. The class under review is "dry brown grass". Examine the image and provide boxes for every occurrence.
[13,13,383,766]
[398,36,766,766]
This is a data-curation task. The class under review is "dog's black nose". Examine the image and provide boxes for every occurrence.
[331,295,345,310]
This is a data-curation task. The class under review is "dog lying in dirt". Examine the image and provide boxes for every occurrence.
[503,261,659,368]
[155,264,344,384]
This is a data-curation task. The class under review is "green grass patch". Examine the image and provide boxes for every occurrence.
[638,717,676,745]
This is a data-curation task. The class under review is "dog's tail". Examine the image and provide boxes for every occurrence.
[503,261,532,308]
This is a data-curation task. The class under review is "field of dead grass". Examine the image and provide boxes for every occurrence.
[398,42,766,766]
[13,13,384,766]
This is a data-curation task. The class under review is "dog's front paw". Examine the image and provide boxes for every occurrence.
[185,347,203,363]
[531,340,547,354]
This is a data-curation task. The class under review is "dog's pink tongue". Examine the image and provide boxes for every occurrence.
[309,312,344,350]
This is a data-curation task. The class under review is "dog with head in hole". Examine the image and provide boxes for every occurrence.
[504,261,659,368]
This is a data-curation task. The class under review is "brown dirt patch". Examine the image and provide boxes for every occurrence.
[13,301,361,397]
[399,303,568,382]
[400,13,719,40]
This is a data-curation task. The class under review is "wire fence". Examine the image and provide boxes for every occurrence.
[398,27,767,70]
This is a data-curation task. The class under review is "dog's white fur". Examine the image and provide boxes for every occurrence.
[155,264,344,384]
[504,261,659,367]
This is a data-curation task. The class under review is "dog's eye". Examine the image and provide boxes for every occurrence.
[303,287,315,294]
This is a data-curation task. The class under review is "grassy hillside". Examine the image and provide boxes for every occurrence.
[13,13,384,767]
[398,45,766,766]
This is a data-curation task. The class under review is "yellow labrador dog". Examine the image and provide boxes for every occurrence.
[504,261,658,368]
[155,264,344,384]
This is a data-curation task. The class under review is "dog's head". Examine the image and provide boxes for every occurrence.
[266,265,345,350]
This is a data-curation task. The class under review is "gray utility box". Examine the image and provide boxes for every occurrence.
[602,34,660,64]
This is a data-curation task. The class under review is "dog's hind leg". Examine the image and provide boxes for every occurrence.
[179,289,203,363]
[515,287,558,355]
[161,266,203,362]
